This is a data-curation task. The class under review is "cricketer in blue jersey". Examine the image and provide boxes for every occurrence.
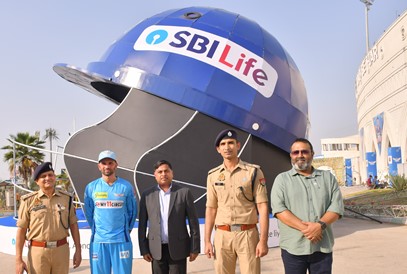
[84,150,137,274]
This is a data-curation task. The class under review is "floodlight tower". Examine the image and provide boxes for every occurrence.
[360,0,374,54]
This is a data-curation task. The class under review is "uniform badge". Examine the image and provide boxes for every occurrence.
[259,178,266,186]
[32,204,46,211]
[218,173,225,181]
[33,197,42,207]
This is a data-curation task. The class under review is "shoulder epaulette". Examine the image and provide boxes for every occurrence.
[208,165,222,175]
[58,190,73,197]
[21,192,37,201]
[245,162,261,169]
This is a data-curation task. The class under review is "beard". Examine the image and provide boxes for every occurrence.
[292,158,312,171]
[102,169,114,176]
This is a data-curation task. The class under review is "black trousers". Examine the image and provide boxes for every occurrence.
[152,244,187,274]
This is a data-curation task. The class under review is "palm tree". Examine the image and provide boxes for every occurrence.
[44,128,59,164]
[1,132,46,187]
[56,170,72,192]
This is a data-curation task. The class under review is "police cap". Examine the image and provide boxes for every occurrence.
[214,129,238,147]
[33,162,54,181]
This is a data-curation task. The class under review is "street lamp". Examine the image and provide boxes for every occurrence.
[13,142,17,218]
[360,0,374,54]
[54,145,65,170]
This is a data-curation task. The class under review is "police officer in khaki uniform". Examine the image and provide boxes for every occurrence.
[15,162,82,274]
[204,129,269,274]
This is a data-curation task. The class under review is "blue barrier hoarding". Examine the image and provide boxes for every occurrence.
[388,147,401,176]
[366,152,377,178]
[345,158,352,186]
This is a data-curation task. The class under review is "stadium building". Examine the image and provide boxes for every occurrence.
[320,10,407,186]
[356,9,407,182]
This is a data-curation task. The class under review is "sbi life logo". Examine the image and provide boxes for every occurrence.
[134,25,278,98]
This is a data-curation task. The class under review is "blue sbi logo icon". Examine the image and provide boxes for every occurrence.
[145,30,168,45]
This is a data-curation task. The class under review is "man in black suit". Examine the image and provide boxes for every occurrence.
[138,160,201,274]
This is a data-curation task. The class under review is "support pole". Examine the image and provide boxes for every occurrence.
[345,207,382,224]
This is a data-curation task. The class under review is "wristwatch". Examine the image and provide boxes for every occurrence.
[318,221,327,230]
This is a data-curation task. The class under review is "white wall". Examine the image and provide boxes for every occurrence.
[0,218,280,259]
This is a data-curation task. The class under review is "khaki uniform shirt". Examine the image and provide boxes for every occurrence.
[206,159,268,225]
[17,189,78,241]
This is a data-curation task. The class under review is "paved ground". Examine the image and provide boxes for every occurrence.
[4,186,406,273]
[340,185,368,197]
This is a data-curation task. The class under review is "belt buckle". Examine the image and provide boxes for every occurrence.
[46,241,57,248]
[230,225,242,232]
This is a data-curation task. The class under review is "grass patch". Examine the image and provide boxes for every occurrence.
[344,188,392,198]
[344,189,407,206]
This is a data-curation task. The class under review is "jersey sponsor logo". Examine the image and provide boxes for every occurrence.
[120,250,130,259]
[133,25,278,98]
[92,253,98,260]
[94,192,108,199]
[95,200,124,208]
[114,193,124,197]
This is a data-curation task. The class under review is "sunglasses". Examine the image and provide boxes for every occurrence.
[290,149,311,156]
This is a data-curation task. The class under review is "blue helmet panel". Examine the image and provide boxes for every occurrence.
[54,6,308,152]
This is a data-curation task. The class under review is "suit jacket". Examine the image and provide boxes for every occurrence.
[138,183,200,260]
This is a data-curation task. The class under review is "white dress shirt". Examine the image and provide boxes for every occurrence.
[158,184,172,244]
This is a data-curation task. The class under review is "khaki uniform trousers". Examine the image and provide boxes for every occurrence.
[214,227,260,274]
[27,243,69,274]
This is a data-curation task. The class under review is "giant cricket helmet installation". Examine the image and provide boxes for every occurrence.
[54,7,309,217]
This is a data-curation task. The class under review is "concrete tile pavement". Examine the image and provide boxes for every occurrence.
[3,217,406,273]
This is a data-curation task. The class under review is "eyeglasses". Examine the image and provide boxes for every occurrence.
[290,150,311,156]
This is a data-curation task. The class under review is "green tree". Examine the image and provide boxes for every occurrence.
[43,128,59,165]
[56,169,72,192]
[1,132,45,187]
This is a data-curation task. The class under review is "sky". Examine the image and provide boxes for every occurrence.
[1,0,407,180]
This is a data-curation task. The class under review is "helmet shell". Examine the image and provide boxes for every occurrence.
[54,7,309,152]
